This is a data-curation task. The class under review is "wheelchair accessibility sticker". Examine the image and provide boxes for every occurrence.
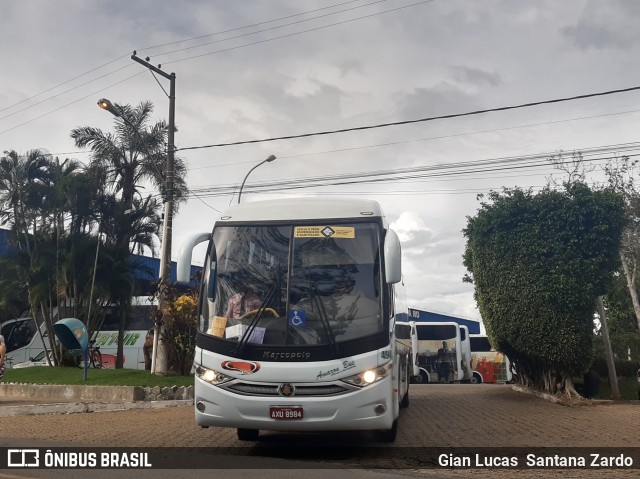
[289,309,307,327]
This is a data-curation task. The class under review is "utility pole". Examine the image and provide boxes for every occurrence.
[131,52,176,375]
[597,296,620,399]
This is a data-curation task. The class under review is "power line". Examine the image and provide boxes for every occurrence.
[164,0,435,66]
[0,64,135,122]
[0,72,145,137]
[0,54,130,115]
[187,108,640,171]
[0,1,404,128]
[184,145,639,199]
[137,0,371,53]
[152,0,391,59]
[177,85,640,151]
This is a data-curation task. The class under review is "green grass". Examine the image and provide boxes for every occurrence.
[3,366,194,387]
[595,377,639,401]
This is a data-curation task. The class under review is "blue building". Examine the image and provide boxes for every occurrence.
[0,228,201,296]
[406,307,481,335]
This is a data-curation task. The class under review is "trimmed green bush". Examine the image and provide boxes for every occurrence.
[463,183,626,396]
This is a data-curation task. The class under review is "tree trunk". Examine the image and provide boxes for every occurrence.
[597,296,620,399]
[155,326,169,375]
[116,303,127,368]
[620,250,640,332]
[561,375,580,398]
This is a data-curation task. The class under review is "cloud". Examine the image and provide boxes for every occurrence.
[393,82,482,119]
[390,211,434,250]
[451,66,501,88]
[561,2,640,50]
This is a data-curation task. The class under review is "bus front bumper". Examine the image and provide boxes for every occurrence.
[193,376,395,432]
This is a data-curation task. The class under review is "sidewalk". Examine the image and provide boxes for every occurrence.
[0,397,192,416]
[0,383,193,417]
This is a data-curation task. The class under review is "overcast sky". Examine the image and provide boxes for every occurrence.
[2,0,640,324]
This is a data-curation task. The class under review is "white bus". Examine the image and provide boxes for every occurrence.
[459,325,472,382]
[0,316,47,368]
[412,321,463,383]
[395,321,420,380]
[0,297,153,370]
[177,198,410,442]
[469,334,513,384]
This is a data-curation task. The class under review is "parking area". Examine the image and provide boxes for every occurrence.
[1,383,638,477]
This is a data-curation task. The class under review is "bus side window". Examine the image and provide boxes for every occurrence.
[5,320,36,352]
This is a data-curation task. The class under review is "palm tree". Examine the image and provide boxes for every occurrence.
[0,149,50,255]
[71,101,187,368]
[70,101,187,219]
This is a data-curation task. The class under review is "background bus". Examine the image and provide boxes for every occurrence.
[469,334,513,384]
[0,297,153,369]
[395,321,419,380]
[459,325,472,382]
[412,321,463,383]
[0,316,46,369]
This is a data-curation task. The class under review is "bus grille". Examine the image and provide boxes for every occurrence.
[224,382,350,397]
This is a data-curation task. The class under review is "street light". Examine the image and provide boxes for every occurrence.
[237,154,277,204]
[98,96,173,374]
[97,98,120,117]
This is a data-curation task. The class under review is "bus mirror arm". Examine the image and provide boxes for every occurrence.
[177,232,212,283]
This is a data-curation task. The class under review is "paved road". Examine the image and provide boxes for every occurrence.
[1,384,639,478]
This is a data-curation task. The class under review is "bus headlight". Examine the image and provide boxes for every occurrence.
[342,363,391,387]
[195,365,232,385]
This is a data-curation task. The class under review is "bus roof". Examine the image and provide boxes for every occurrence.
[217,198,386,223]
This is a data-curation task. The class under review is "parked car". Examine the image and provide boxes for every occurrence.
[12,350,52,369]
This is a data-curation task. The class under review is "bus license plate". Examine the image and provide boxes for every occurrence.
[270,406,303,420]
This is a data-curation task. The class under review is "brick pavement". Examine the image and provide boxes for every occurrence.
[0,384,638,477]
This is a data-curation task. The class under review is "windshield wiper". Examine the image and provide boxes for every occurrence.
[309,284,338,357]
[234,284,277,356]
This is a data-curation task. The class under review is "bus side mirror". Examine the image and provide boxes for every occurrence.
[177,232,212,283]
[384,228,402,284]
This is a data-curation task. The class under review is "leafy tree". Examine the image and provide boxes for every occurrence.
[463,183,626,396]
[0,149,159,367]
[602,157,640,333]
[0,150,50,254]
[71,101,187,370]
[153,286,197,375]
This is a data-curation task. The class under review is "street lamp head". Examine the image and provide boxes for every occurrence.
[97,98,121,117]
[237,154,277,204]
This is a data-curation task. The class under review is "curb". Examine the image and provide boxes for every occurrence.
[511,384,613,406]
[0,399,193,417]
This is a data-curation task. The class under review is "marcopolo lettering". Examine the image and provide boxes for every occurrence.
[262,351,311,360]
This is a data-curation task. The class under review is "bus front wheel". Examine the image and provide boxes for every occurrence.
[413,370,429,384]
[237,428,259,441]
[377,419,398,443]
[470,373,483,384]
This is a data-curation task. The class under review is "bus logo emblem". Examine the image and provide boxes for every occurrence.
[278,383,296,397]
[221,361,261,375]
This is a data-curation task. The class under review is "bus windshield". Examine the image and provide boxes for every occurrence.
[200,222,383,347]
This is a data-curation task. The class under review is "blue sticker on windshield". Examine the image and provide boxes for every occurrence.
[289,309,307,327]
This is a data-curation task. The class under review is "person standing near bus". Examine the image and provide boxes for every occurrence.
[0,334,6,381]
[143,329,154,371]
[437,340,452,383]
